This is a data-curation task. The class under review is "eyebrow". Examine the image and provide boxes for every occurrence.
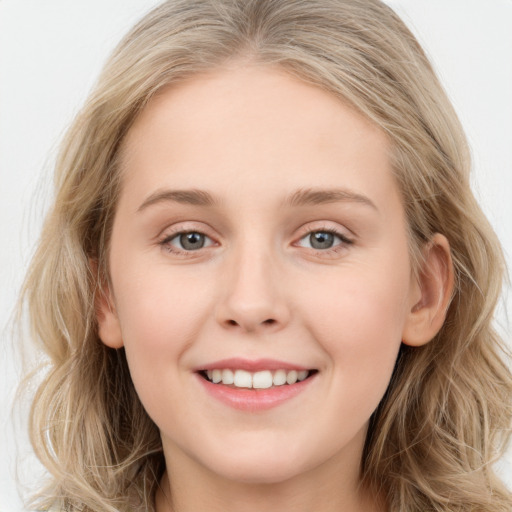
[286,187,378,211]
[137,188,217,212]
[137,186,377,212]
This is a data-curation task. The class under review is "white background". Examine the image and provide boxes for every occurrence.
[1,1,511,510]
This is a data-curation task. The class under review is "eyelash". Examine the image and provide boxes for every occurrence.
[158,227,353,257]
[295,228,353,255]
[158,229,216,256]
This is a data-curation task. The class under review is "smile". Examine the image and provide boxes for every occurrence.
[196,360,318,411]
[202,369,313,388]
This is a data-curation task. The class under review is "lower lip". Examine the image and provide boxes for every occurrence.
[196,373,316,411]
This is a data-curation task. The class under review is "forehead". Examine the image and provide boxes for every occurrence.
[119,65,400,216]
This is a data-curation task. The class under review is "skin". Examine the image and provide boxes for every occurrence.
[97,64,453,512]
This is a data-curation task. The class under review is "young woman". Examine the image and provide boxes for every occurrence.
[21,0,511,510]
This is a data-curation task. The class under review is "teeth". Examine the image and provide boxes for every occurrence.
[234,370,252,388]
[204,368,311,388]
[286,370,298,385]
[253,371,273,389]
[273,369,287,386]
[297,370,308,381]
[221,369,234,385]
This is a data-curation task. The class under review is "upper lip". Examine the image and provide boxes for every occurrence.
[195,358,312,372]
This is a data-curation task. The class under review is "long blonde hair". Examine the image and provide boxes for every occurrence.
[22,0,511,510]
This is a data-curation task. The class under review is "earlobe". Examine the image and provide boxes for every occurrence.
[402,234,454,347]
[91,260,124,349]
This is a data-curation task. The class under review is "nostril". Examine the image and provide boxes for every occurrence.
[225,318,276,328]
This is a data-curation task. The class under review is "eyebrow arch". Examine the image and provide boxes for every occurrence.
[137,186,378,213]
[137,188,218,212]
[286,187,378,211]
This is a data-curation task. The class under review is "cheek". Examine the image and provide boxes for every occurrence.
[301,262,410,342]
[111,266,210,393]
[113,257,212,340]
[297,262,410,402]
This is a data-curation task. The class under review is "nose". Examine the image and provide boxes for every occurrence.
[215,246,290,334]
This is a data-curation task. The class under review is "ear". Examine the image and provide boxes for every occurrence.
[402,233,454,347]
[90,259,124,349]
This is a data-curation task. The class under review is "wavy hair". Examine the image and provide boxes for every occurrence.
[21,0,511,510]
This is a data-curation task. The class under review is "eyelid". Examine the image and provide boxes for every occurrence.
[157,222,219,255]
[294,221,354,242]
[156,221,217,241]
[155,221,354,257]
[292,222,355,256]
[166,231,215,247]
[296,230,352,248]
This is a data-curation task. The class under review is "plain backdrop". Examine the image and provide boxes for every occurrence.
[1,1,511,510]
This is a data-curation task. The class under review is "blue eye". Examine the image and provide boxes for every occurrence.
[297,230,351,250]
[164,232,214,251]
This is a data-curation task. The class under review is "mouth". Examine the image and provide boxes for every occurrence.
[199,368,318,389]
[194,358,319,410]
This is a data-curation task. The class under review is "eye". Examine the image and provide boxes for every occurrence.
[297,230,352,250]
[163,231,215,252]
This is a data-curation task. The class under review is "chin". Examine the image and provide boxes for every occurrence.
[220,463,302,485]
[203,445,315,485]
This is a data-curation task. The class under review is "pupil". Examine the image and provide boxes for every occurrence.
[310,231,334,249]
[180,232,204,250]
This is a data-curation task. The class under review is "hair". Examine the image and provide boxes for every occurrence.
[20,0,511,510]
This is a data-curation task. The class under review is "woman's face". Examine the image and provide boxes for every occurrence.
[101,65,422,485]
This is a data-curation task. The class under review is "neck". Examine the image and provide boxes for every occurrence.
[155,436,383,512]
[156,474,381,512]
